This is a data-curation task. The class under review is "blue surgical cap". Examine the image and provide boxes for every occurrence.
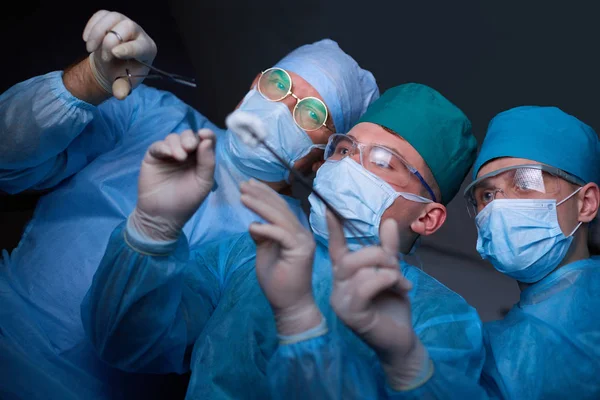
[473,106,600,185]
[274,39,379,133]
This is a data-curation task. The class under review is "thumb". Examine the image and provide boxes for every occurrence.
[112,78,132,100]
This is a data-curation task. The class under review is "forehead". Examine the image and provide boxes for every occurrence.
[348,122,428,168]
[477,157,542,178]
[286,70,325,102]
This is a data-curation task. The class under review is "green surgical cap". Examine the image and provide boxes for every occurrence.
[357,83,477,205]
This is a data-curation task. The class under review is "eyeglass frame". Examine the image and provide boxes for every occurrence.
[463,163,586,210]
[256,67,334,133]
[325,133,438,202]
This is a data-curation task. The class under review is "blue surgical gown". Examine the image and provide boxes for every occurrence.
[0,72,306,398]
[481,256,600,400]
[82,222,487,399]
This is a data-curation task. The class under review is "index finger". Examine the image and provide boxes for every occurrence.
[85,11,125,53]
[83,10,109,41]
[326,210,349,268]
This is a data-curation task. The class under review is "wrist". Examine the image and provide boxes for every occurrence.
[278,316,328,345]
[63,56,111,105]
[382,337,433,391]
[274,296,322,336]
[129,207,183,243]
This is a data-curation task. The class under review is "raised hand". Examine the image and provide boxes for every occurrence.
[83,10,157,99]
[240,179,322,335]
[327,212,431,390]
[131,129,216,242]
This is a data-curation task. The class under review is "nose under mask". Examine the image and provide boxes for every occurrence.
[475,187,583,283]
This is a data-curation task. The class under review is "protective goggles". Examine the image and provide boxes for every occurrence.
[463,164,585,216]
[257,67,332,132]
[325,134,437,202]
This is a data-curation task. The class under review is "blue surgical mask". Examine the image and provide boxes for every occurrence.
[309,157,432,251]
[475,188,583,283]
[227,90,324,182]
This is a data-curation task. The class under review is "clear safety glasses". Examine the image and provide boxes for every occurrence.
[257,67,332,132]
[464,164,585,216]
[325,134,437,202]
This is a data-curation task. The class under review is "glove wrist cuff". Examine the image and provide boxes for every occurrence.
[274,299,323,337]
[88,53,113,94]
[128,207,183,243]
[278,316,327,345]
[384,339,434,391]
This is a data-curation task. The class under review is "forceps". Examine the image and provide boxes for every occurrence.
[115,59,197,88]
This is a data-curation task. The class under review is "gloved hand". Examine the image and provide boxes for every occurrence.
[240,179,322,336]
[129,129,216,242]
[83,10,157,99]
[326,212,433,391]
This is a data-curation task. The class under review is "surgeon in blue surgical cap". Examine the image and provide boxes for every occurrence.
[0,9,378,399]
[463,106,600,399]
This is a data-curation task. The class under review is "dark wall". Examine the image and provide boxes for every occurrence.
[170,0,600,132]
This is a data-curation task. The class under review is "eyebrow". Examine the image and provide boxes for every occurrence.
[476,181,497,190]
[475,175,505,191]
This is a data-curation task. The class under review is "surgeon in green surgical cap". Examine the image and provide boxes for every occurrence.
[218,83,488,399]
[463,106,600,399]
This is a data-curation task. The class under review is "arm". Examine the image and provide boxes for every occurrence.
[382,298,488,400]
[267,322,382,400]
[266,276,489,400]
[82,128,218,373]
[326,214,488,399]
[239,181,377,399]
[0,10,161,193]
[81,220,217,374]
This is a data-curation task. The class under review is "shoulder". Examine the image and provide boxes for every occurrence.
[403,263,482,334]
[403,263,474,311]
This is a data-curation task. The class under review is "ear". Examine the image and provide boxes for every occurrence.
[578,183,600,223]
[312,160,326,173]
[409,203,447,236]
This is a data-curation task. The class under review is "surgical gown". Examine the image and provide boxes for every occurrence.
[481,256,600,400]
[0,72,306,398]
[82,222,487,399]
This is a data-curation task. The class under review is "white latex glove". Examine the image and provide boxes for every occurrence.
[130,129,216,242]
[327,211,432,391]
[83,10,157,99]
[240,179,322,336]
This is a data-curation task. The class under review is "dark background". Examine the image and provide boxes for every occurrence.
[1,1,598,398]
[2,0,599,325]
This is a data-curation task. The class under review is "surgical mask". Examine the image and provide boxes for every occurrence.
[309,157,432,251]
[475,188,583,283]
[227,90,324,182]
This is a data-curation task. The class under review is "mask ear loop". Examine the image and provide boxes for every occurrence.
[557,186,584,237]
[556,186,583,206]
